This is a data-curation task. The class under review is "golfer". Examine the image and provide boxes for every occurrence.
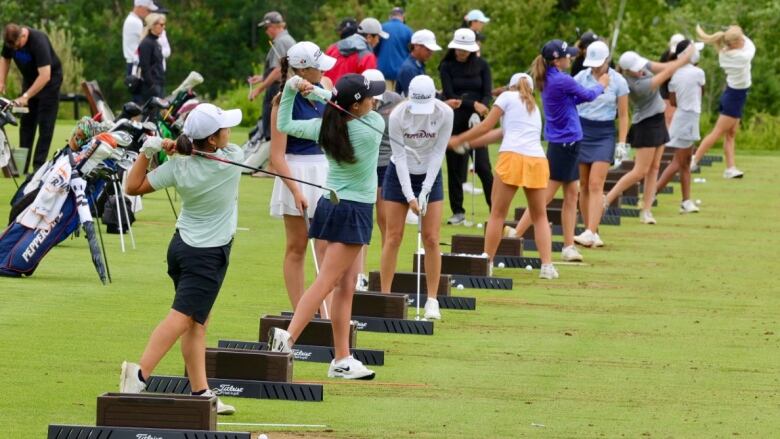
[604,47,692,225]
[268,41,335,309]
[120,103,244,416]
[656,39,705,213]
[450,73,558,279]
[268,73,385,380]
[572,40,629,248]
[513,39,608,262]
[691,25,754,179]
[379,75,453,319]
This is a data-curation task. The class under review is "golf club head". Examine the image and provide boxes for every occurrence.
[110,131,133,147]
[327,188,340,205]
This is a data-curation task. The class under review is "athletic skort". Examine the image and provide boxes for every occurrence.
[547,141,580,182]
[628,112,669,148]
[270,154,328,218]
[309,196,373,245]
[578,118,616,163]
[381,161,444,203]
[718,86,749,119]
[495,151,549,188]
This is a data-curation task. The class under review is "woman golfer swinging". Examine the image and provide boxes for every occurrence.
[268,73,385,380]
[120,103,243,415]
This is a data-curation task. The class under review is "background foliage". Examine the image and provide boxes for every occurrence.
[0,0,778,147]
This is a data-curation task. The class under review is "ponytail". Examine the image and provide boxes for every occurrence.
[272,56,291,107]
[531,55,548,92]
[697,24,743,51]
[515,79,536,113]
[175,133,215,155]
[318,104,357,164]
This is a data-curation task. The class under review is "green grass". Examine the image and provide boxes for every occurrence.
[1,121,779,438]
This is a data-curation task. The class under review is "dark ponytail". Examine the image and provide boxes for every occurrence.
[318,104,357,164]
[175,132,216,155]
[272,56,291,107]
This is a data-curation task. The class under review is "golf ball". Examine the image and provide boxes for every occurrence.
[498,262,506,268]
[695,199,702,205]
[476,223,483,229]
[457,284,464,290]
[259,435,268,439]
[525,265,533,271]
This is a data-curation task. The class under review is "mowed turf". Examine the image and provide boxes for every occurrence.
[1,123,779,438]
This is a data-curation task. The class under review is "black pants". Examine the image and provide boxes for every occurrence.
[446,147,493,215]
[126,63,144,105]
[19,85,60,174]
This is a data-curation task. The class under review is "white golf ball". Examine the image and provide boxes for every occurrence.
[456,284,464,290]
[259,435,268,439]
[695,199,702,205]
[498,262,506,268]
[476,223,483,229]
[525,265,533,271]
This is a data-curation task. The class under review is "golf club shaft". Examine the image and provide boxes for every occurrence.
[193,150,335,194]
[415,214,422,319]
[302,210,328,319]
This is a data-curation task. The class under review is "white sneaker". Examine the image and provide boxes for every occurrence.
[462,182,483,195]
[119,361,146,394]
[423,298,441,320]
[690,158,699,172]
[561,245,583,262]
[328,355,376,380]
[268,327,293,353]
[356,273,369,291]
[723,167,744,179]
[202,389,235,415]
[502,225,518,238]
[574,229,596,247]
[539,264,559,279]
[593,233,604,248]
[405,209,418,225]
[679,199,700,213]
[639,210,656,225]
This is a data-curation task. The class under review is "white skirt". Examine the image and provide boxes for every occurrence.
[666,109,701,149]
[269,154,329,218]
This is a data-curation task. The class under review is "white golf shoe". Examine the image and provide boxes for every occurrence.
[539,264,559,279]
[268,327,293,353]
[679,199,700,213]
[723,167,744,179]
[574,229,597,247]
[640,210,657,225]
[561,245,583,262]
[202,389,235,415]
[593,233,604,248]
[328,356,376,380]
[119,361,146,394]
[423,298,441,320]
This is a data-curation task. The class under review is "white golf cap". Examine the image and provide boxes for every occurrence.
[448,28,479,52]
[361,69,386,101]
[134,0,158,10]
[183,103,242,140]
[508,73,533,91]
[287,41,336,72]
[408,75,436,115]
[669,33,685,52]
[583,40,610,67]
[618,51,649,73]
[411,29,442,51]
[358,18,389,39]
[464,9,490,23]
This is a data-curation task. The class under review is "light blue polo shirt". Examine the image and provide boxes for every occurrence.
[574,67,629,122]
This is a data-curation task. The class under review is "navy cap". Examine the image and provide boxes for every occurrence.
[333,74,386,108]
[579,31,599,47]
[338,17,358,38]
[541,39,578,61]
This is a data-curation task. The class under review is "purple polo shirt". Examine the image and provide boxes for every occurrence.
[541,66,604,143]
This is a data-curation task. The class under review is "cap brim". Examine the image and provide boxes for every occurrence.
[630,58,649,72]
[448,41,479,52]
[379,31,390,39]
[367,80,386,97]
[565,47,579,58]
[147,4,159,11]
[694,42,704,51]
[318,54,337,72]
[219,109,243,129]
[409,100,435,115]
[583,56,607,67]
[422,42,442,51]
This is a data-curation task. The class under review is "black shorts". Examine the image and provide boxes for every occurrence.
[167,231,232,325]
[628,113,669,148]
[546,141,580,182]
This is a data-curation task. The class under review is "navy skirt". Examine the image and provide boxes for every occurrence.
[578,118,616,164]
[547,141,581,182]
[382,161,444,203]
[376,165,388,188]
[309,196,373,245]
[718,86,749,119]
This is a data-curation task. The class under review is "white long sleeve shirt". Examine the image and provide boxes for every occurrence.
[719,36,755,89]
[159,30,171,71]
[388,99,454,202]
[122,13,144,64]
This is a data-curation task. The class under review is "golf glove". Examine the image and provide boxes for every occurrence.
[286,75,304,91]
[140,136,163,159]
[468,113,481,128]
[453,141,471,155]
[418,188,430,216]
[612,142,628,170]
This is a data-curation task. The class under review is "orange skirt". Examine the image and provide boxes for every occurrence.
[494,152,549,189]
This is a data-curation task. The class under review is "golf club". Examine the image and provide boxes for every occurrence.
[302,210,329,320]
[193,150,340,204]
[415,209,423,321]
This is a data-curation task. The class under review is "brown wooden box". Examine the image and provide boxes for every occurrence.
[260,315,357,347]
[605,180,639,197]
[202,348,292,382]
[352,291,408,319]
[413,253,490,276]
[451,234,523,257]
[368,271,451,296]
[514,206,564,224]
[96,392,216,430]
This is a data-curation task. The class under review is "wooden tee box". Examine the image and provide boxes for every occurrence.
[352,291,408,319]
[260,315,357,347]
[96,392,216,431]
[200,348,292,382]
[451,234,523,257]
[412,253,490,277]
[368,270,451,296]
[49,424,251,439]
[514,207,563,224]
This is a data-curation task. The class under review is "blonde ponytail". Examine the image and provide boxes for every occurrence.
[531,55,548,92]
[697,24,744,51]
[513,78,536,113]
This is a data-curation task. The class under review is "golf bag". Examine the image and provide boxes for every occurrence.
[241,118,271,174]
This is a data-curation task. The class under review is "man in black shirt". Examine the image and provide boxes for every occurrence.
[0,24,63,174]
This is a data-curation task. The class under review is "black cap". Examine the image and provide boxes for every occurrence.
[338,17,358,39]
[153,1,169,14]
[258,11,284,27]
[541,39,578,61]
[333,74,386,108]
[579,31,599,47]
